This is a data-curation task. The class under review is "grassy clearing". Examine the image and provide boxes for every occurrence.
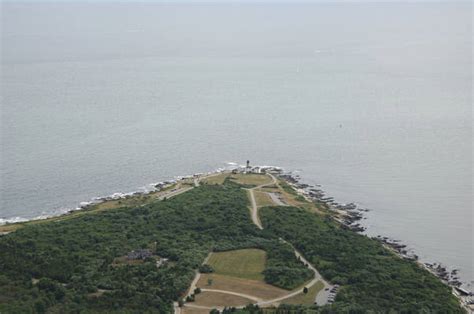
[193,291,254,307]
[272,179,327,214]
[278,180,298,195]
[202,173,230,185]
[259,186,279,192]
[275,191,304,208]
[0,182,257,313]
[282,281,324,305]
[207,249,266,281]
[197,274,287,300]
[254,191,276,207]
[182,307,210,314]
[0,224,20,233]
[230,174,273,187]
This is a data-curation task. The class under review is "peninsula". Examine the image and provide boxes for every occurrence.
[0,166,466,313]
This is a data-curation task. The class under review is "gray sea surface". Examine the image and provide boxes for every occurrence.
[1,1,472,288]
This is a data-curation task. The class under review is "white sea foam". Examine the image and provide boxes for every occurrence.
[0,165,233,226]
[0,217,29,225]
[0,163,283,227]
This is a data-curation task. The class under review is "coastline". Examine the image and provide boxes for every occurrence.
[0,168,227,232]
[279,171,473,311]
[1,164,472,311]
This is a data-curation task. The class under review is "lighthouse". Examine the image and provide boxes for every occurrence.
[246,160,251,173]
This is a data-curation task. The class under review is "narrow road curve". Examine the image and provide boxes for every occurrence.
[200,289,262,302]
[247,173,333,306]
[257,240,332,306]
[268,192,287,206]
[186,253,212,299]
[246,173,278,229]
[178,173,333,313]
[160,171,218,202]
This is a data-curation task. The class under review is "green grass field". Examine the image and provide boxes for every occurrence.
[230,174,273,187]
[282,280,324,305]
[207,249,267,281]
[202,173,230,185]
[254,191,276,207]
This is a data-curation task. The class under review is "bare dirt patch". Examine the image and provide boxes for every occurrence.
[182,307,210,314]
[197,274,287,300]
[193,291,254,307]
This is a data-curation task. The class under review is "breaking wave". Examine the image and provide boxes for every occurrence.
[0,163,247,226]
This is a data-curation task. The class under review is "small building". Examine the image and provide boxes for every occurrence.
[156,258,169,268]
[245,160,251,173]
[127,249,152,260]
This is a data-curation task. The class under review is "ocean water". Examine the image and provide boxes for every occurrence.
[1,2,472,288]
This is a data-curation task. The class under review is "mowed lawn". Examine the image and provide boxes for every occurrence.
[197,273,287,300]
[282,280,325,305]
[254,191,276,207]
[230,174,273,187]
[207,249,266,281]
[193,291,254,307]
[202,173,230,185]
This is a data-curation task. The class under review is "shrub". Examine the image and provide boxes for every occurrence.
[199,264,214,273]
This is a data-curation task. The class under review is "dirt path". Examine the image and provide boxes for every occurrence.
[179,173,333,312]
[247,174,333,306]
[248,189,263,229]
[173,302,182,314]
[247,174,277,229]
[200,289,262,302]
[160,172,219,201]
[186,253,212,299]
[158,186,193,201]
[183,303,215,311]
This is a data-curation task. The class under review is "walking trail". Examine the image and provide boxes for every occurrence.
[179,173,333,313]
[247,174,333,306]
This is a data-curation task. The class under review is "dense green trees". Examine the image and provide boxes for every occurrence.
[0,180,463,313]
[262,241,313,289]
[0,182,307,313]
[0,182,251,313]
[199,264,215,273]
[260,206,464,313]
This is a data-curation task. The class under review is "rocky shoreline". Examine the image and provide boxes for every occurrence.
[279,173,369,234]
[1,165,472,311]
[278,171,473,310]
